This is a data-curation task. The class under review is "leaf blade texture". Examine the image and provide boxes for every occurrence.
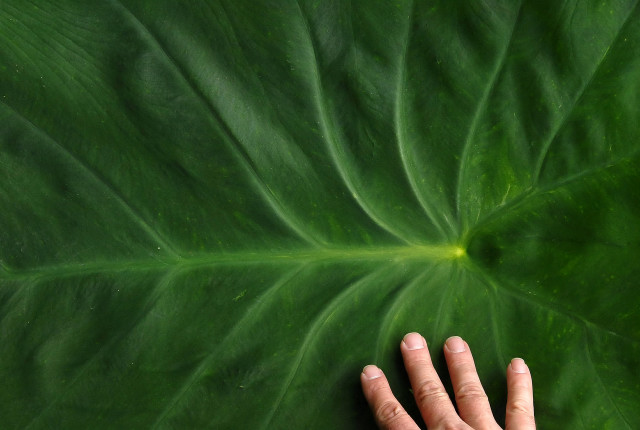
[1,1,639,428]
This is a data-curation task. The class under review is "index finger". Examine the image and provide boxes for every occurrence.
[401,333,465,428]
[360,365,420,430]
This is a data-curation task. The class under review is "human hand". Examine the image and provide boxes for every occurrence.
[360,333,535,429]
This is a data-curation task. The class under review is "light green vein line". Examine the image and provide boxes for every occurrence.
[474,264,638,424]
[24,268,182,430]
[531,0,640,186]
[0,278,33,329]
[108,0,322,248]
[455,2,523,227]
[487,282,507,371]
[464,151,640,239]
[583,328,633,429]
[374,266,434,364]
[214,1,319,190]
[1,4,127,151]
[431,263,458,342]
[462,258,508,369]
[0,244,466,281]
[151,265,307,429]
[0,102,181,259]
[578,412,589,430]
[582,319,639,345]
[4,1,94,78]
[395,0,451,240]
[0,12,111,127]
[474,266,636,345]
[293,0,415,245]
[259,264,391,430]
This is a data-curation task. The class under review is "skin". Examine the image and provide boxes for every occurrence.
[360,332,536,429]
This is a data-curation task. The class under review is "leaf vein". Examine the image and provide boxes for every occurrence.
[0,101,181,259]
[583,328,634,429]
[488,285,507,371]
[0,244,464,281]
[431,264,457,341]
[455,2,523,226]
[475,265,637,345]
[374,267,434,364]
[151,265,307,429]
[23,268,182,429]
[532,0,640,185]
[293,0,415,245]
[108,0,322,247]
[467,151,640,237]
[259,265,392,429]
[395,1,451,240]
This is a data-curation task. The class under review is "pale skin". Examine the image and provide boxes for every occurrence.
[361,333,536,429]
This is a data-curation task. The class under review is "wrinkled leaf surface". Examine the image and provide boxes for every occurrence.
[1,1,639,428]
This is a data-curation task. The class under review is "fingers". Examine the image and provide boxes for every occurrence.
[505,358,536,429]
[400,332,465,429]
[443,336,500,429]
[363,334,535,430]
[360,365,420,430]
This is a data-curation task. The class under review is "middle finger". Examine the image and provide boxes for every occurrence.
[401,333,465,428]
[443,336,500,429]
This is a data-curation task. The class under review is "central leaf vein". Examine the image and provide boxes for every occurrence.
[0,244,466,281]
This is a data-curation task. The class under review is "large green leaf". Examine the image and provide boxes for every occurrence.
[1,1,639,428]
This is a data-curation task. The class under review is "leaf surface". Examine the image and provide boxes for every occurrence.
[1,1,639,428]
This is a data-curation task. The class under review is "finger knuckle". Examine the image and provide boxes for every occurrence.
[506,415,536,430]
[405,357,431,371]
[375,400,404,424]
[413,378,449,406]
[438,419,470,430]
[507,398,531,414]
[455,380,488,403]
[507,398,535,422]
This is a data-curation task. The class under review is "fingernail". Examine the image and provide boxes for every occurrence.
[362,365,383,380]
[511,358,527,374]
[445,336,466,353]
[403,332,425,350]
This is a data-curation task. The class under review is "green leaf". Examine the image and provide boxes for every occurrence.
[1,0,639,428]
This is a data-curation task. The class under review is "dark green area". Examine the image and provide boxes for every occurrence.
[1,1,639,428]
